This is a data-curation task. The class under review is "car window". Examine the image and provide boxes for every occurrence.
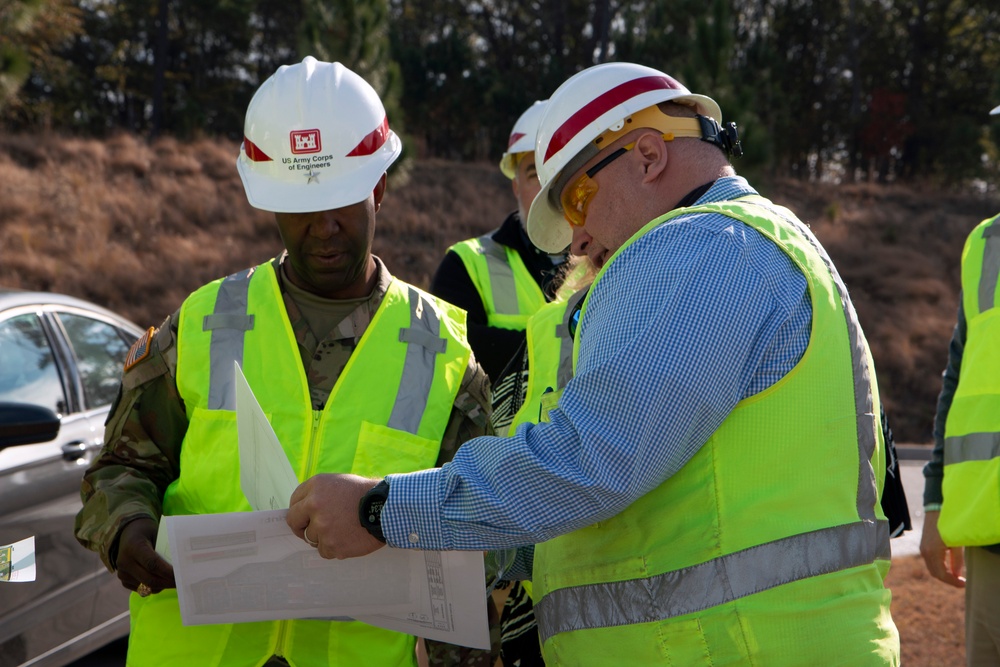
[58,313,130,409]
[0,314,67,415]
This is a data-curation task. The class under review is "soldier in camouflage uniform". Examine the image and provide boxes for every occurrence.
[74,57,498,667]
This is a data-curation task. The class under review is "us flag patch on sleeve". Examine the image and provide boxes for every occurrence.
[124,327,156,372]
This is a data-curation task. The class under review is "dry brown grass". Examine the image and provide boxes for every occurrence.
[887,555,966,666]
[2,132,999,444]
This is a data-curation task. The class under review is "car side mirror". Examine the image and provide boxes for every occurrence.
[0,402,61,450]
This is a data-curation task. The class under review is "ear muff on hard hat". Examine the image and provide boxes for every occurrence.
[499,100,549,179]
[526,62,727,253]
[236,56,402,213]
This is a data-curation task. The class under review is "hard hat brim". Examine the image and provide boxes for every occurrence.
[237,132,402,213]
[526,179,572,253]
[499,153,517,180]
[991,104,1000,116]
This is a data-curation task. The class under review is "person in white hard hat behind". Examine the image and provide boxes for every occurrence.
[429,100,567,385]
[74,56,495,667]
[920,102,1000,667]
[284,61,901,665]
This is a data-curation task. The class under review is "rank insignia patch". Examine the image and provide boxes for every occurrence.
[124,327,156,372]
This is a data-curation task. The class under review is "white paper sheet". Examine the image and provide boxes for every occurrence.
[166,511,490,649]
[235,362,299,511]
[0,536,36,582]
[158,363,491,649]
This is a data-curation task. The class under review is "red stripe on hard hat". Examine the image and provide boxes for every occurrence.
[544,75,685,162]
[243,137,272,162]
[347,116,389,157]
[508,132,526,149]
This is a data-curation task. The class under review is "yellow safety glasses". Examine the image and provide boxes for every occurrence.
[560,140,637,227]
[558,107,705,228]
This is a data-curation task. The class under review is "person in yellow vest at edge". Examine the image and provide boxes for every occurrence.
[285,62,902,665]
[72,56,499,667]
[919,103,1000,667]
[429,100,568,386]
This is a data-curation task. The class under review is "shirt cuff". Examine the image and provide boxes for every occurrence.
[384,468,446,550]
[923,503,942,512]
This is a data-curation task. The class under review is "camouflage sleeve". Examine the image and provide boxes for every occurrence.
[434,352,493,467]
[74,313,188,572]
[426,353,500,667]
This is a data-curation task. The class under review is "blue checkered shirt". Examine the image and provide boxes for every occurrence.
[385,176,813,574]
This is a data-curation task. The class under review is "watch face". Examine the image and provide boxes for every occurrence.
[365,498,385,524]
[359,481,389,543]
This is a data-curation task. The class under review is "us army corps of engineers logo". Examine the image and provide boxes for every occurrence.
[290,129,321,154]
[283,129,334,178]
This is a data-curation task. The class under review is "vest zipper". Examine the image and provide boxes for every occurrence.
[305,410,322,477]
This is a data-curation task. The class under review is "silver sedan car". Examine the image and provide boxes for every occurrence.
[0,289,143,666]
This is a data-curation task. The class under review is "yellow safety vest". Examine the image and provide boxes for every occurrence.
[533,197,899,665]
[127,261,471,667]
[450,233,547,330]
[940,213,1000,546]
[508,289,586,433]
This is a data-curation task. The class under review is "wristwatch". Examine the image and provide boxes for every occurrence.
[358,479,389,543]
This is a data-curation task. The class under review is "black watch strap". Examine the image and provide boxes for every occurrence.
[358,479,389,543]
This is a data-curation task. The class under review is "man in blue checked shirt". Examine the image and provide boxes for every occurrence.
[288,62,901,666]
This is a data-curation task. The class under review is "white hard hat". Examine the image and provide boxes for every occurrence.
[991,104,1000,116]
[499,100,548,179]
[237,56,402,213]
[526,62,722,253]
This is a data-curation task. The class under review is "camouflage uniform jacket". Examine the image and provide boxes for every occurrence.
[75,254,492,569]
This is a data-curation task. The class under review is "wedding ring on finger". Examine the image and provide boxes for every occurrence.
[304,526,319,548]
[137,582,152,597]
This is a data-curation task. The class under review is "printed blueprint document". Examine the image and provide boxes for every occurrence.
[162,363,490,649]
[165,511,490,649]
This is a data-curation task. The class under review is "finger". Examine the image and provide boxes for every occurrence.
[923,551,964,588]
[948,548,967,587]
[117,571,141,592]
[143,553,176,590]
[289,479,313,508]
[286,501,311,539]
[285,485,315,538]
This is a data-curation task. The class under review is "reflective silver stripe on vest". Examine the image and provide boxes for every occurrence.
[388,286,447,435]
[978,218,1000,313]
[944,432,1000,465]
[535,200,887,643]
[535,520,890,643]
[553,289,588,388]
[478,236,520,315]
[204,268,256,410]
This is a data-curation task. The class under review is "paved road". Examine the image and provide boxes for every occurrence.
[892,457,928,559]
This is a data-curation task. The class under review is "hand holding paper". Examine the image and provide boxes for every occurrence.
[287,473,385,559]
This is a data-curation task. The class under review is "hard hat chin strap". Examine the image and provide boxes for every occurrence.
[593,105,743,159]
